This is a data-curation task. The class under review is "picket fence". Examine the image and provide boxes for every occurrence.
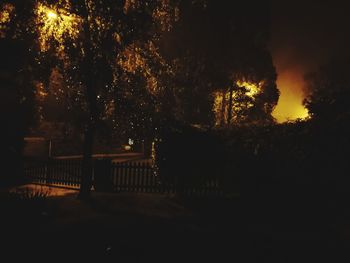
[24,159,224,196]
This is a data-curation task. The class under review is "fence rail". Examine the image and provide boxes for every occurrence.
[25,159,82,188]
[24,159,225,197]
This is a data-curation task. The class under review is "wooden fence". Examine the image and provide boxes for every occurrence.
[24,159,224,196]
[24,159,82,188]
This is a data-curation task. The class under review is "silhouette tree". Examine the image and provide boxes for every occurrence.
[0,1,41,185]
[304,57,350,120]
[29,0,179,199]
[2,0,179,196]
[0,39,36,186]
[160,0,279,127]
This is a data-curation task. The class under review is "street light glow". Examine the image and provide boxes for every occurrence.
[47,11,58,20]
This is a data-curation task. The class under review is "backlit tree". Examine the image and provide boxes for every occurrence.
[0,1,38,185]
[31,0,179,198]
[304,57,350,120]
[160,0,279,127]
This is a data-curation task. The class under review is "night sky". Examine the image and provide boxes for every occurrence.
[270,0,350,122]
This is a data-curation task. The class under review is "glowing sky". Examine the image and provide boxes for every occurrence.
[269,0,350,123]
[271,46,310,123]
[272,67,309,123]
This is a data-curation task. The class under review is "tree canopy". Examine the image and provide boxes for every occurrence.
[304,57,350,120]
[160,0,279,126]
[0,39,36,185]
[1,0,280,195]
[1,0,180,196]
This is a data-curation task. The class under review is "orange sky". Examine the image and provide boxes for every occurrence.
[269,1,350,123]
[272,68,309,123]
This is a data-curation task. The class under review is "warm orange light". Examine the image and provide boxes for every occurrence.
[0,3,15,37]
[236,80,263,98]
[0,3,14,24]
[124,145,132,151]
[272,70,309,123]
[36,3,81,52]
[213,80,263,125]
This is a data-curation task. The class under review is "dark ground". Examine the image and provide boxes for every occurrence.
[1,185,350,263]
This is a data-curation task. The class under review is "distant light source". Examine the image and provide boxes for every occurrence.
[47,10,58,20]
[128,138,134,146]
[124,145,131,151]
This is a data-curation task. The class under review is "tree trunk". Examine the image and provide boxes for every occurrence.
[227,86,234,126]
[78,1,98,200]
[220,90,227,127]
[78,73,98,199]
[78,120,96,199]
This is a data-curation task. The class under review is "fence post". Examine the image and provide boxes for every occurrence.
[45,158,52,185]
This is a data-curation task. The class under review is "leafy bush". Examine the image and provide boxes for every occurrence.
[154,115,350,199]
[154,124,230,193]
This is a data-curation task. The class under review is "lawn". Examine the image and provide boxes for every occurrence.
[1,184,348,262]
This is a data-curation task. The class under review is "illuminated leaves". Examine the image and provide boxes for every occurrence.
[236,80,264,98]
[124,0,137,14]
[0,3,14,24]
[35,3,82,53]
[152,0,179,32]
[35,82,48,100]
[0,3,15,38]
[213,80,265,125]
[31,0,179,136]
[35,0,176,88]
[117,41,170,94]
[118,44,146,74]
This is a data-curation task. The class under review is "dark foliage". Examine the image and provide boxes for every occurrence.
[155,115,350,210]
[154,122,227,192]
[152,116,350,263]
[305,57,350,120]
[160,0,279,125]
[0,39,36,186]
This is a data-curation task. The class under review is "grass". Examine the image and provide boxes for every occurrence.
[0,185,349,262]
